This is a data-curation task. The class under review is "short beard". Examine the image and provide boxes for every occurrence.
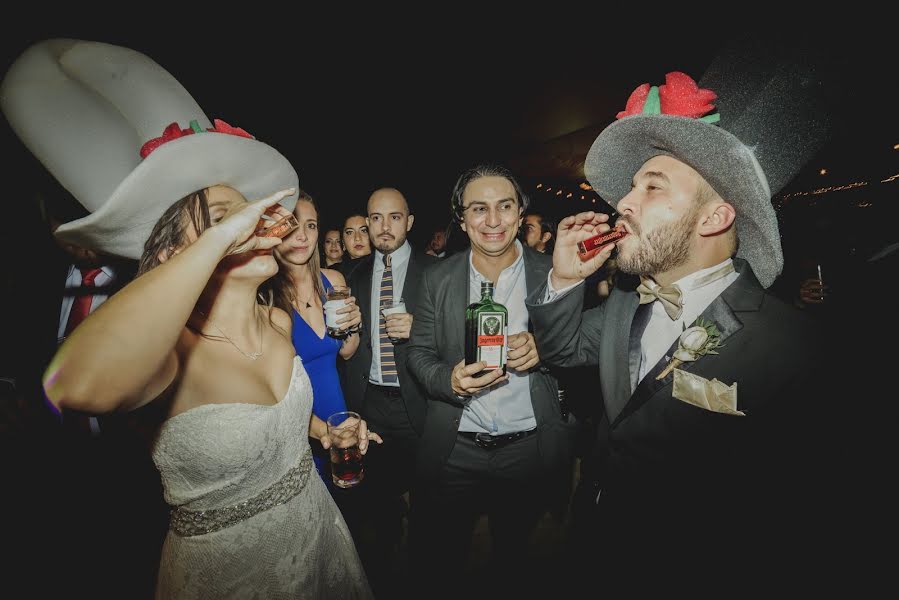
[617,206,698,276]
[374,235,403,254]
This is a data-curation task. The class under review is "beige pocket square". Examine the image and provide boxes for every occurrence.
[672,369,744,416]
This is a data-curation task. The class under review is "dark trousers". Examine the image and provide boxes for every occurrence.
[409,431,551,597]
[336,383,419,597]
[361,383,419,503]
[563,464,834,595]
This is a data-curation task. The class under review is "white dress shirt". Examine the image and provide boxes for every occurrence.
[369,241,411,385]
[459,241,537,435]
[638,259,738,381]
[542,259,739,382]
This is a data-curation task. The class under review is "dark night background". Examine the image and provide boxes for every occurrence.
[0,14,894,596]
[0,15,895,304]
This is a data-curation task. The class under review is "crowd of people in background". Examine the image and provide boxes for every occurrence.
[2,36,877,600]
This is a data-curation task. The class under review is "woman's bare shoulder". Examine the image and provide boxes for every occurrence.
[266,305,293,334]
[321,268,346,286]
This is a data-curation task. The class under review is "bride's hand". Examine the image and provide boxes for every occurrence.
[214,188,296,256]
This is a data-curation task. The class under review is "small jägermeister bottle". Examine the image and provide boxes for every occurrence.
[465,281,508,377]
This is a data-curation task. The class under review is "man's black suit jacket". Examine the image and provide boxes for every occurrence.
[342,248,438,435]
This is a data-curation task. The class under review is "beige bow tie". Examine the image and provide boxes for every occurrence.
[636,278,683,320]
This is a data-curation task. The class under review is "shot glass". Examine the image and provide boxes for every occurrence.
[255,213,300,238]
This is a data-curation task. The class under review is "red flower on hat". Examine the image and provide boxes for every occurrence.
[211,119,253,139]
[139,119,255,159]
[615,72,719,123]
[139,123,194,158]
[659,72,717,119]
[616,83,652,119]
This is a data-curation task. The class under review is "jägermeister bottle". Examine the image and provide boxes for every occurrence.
[465,281,508,377]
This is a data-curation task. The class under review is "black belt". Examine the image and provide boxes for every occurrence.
[457,429,537,450]
[367,383,403,398]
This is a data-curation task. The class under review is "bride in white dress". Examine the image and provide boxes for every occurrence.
[45,186,378,599]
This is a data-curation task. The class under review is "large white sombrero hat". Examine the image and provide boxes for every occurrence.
[1,38,299,260]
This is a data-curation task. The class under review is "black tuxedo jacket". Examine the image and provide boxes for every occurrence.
[529,259,829,541]
[343,248,438,435]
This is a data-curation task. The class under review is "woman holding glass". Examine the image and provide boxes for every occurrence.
[266,190,362,487]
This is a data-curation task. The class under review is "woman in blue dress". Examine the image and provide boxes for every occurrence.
[267,191,362,487]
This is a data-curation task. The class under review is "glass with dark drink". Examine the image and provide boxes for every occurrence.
[326,410,365,488]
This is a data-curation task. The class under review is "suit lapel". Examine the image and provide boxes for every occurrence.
[612,263,757,427]
[395,250,424,362]
[404,251,422,313]
[605,289,640,424]
[357,255,375,348]
[448,250,472,357]
[628,303,652,394]
[521,247,548,294]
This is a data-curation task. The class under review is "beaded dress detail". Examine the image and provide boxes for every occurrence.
[152,356,372,599]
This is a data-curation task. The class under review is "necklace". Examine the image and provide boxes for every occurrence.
[298,289,317,310]
[195,308,264,360]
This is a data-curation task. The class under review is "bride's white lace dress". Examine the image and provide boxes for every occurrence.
[152,356,372,599]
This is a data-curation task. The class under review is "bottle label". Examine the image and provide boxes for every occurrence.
[476,312,506,369]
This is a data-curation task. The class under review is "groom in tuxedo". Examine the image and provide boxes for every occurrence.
[528,72,831,584]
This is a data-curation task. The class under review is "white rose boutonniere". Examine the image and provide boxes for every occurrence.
[656,317,724,380]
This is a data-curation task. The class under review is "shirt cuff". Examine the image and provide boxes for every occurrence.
[454,392,472,407]
[542,269,584,303]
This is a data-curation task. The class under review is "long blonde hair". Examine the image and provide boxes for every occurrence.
[266,190,327,315]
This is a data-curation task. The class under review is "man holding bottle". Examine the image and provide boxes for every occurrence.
[407,164,577,595]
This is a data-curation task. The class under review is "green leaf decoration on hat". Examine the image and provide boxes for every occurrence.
[641,86,661,115]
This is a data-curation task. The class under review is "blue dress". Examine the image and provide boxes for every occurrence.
[290,274,347,486]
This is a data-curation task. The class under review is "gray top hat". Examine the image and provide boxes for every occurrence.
[586,43,831,290]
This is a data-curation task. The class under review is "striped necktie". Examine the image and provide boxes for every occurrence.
[379,254,398,383]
